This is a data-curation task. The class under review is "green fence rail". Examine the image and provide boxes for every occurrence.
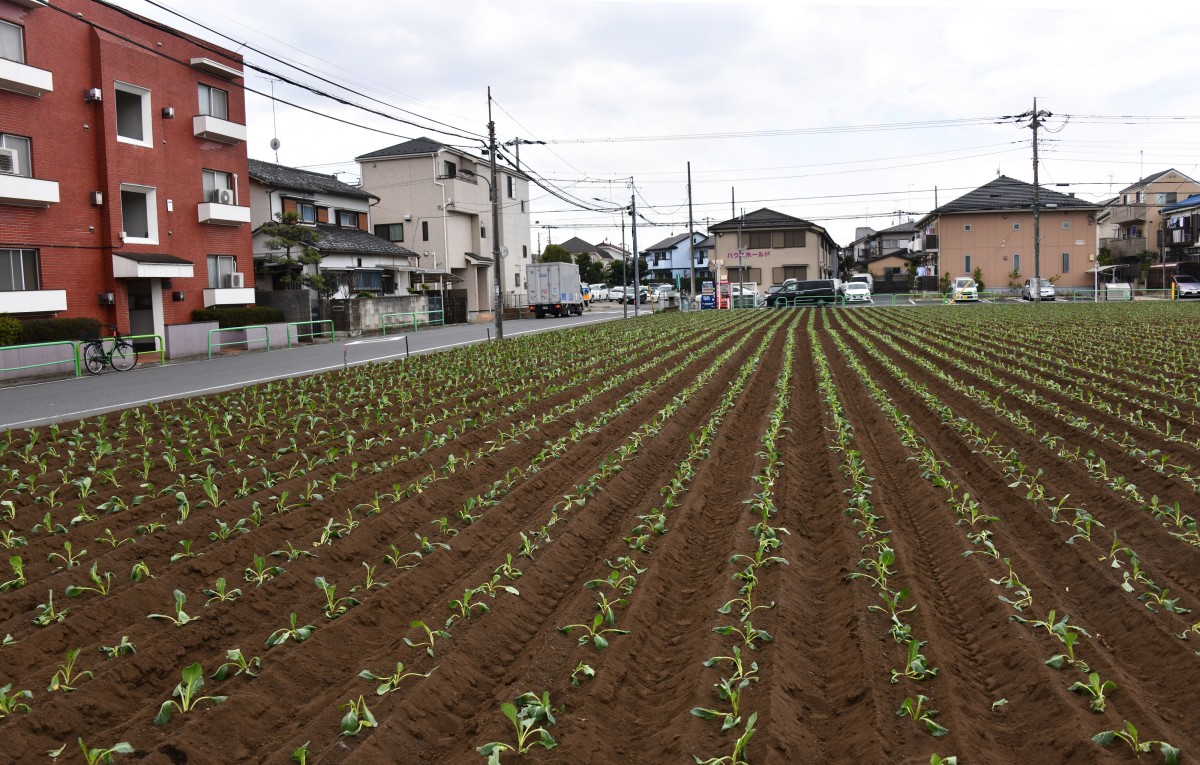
[287,320,335,348]
[381,310,445,335]
[207,325,270,359]
[0,340,81,378]
[103,334,166,366]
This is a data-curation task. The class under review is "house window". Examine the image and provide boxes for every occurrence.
[337,210,358,228]
[747,231,771,249]
[964,254,972,273]
[1136,191,1145,203]
[1013,253,1021,273]
[295,201,316,223]
[0,133,32,177]
[201,169,233,203]
[374,223,404,242]
[0,20,24,64]
[520,200,526,213]
[1061,221,1070,230]
[1012,223,1021,231]
[1155,192,1177,205]
[522,245,528,259]
[481,226,487,239]
[1062,252,1070,273]
[443,160,456,178]
[0,248,39,291]
[207,254,237,289]
[120,184,158,244]
[514,271,521,287]
[115,82,152,146]
[964,224,972,232]
[198,83,228,120]
[782,231,806,248]
[781,265,808,281]
[506,175,515,199]
[422,221,429,241]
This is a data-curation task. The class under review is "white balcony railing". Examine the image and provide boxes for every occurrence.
[197,202,251,226]
[192,115,247,145]
[202,287,255,307]
[0,174,59,207]
[0,57,53,97]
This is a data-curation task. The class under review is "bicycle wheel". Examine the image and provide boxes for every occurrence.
[82,342,106,375]
[110,340,137,371]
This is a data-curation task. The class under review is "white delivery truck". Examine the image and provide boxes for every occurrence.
[526,262,585,318]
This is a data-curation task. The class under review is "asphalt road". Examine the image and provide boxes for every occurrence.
[0,307,627,433]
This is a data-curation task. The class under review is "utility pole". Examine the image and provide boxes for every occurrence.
[1018,98,1052,304]
[503,138,544,172]
[488,87,504,338]
[630,180,641,318]
[687,161,696,298]
[621,213,628,319]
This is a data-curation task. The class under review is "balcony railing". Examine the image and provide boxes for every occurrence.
[1100,237,1148,259]
[197,201,251,226]
[1102,205,1147,225]
[0,56,53,97]
[0,174,60,207]
[192,115,247,145]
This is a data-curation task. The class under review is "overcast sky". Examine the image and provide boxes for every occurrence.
[114,0,1200,249]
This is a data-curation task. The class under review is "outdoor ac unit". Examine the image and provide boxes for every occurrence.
[228,272,245,289]
[0,147,16,175]
[84,87,102,102]
[212,188,234,205]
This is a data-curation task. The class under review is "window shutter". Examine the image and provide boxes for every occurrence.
[282,198,297,215]
[358,212,367,230]
[317,207,329,223]
[772,267,784,282]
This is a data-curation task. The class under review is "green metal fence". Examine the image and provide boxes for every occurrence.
[207,325,270,359]
[0,340,81,378]
[287,320,335,348]
[381,310,445,335]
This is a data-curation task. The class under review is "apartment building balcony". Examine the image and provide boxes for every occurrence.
[0,56,53,97]
[1103,205,1147,225]
[202,287,254,307]
[192,115,247,145]
[1100,237,1148,259]
[920,234,938,251]
[197,201,251,226]
[0,289,66,314]
[0,173,59,207]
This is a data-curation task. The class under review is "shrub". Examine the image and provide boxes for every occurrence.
[13,318,102,344]
[191,307,284,328]
[0,316,21,347]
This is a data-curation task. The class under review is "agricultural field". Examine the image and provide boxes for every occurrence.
[1,302,1198,765]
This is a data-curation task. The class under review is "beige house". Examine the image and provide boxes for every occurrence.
[1097,169,1200,265]
[357,138,532,319]
[708,208,838,290]
[914,176,1100,289]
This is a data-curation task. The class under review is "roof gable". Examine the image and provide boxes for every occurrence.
[931,175,1098,215]
[249,159,376,201]
[356,137,448,161]
[1119,168,1199,193]
[710,207,816,231]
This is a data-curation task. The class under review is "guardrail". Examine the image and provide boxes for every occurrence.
[101,333,166,366]
[287,320,335,348]
[207,325,270,359]
[0,340,81,378]
[381,310,445,335]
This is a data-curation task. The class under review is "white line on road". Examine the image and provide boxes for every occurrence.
[346,336,406,345]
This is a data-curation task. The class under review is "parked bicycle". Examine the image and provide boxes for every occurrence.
[81,324,137,374]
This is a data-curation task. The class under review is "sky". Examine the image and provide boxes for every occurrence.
[112,0,1200,250]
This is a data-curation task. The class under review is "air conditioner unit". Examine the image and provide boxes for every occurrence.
[0,147,16,175]
[84,87,103,102]
[218,188,234,205]
[228,272,245,289]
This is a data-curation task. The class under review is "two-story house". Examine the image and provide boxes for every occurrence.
[642,232,705,284]
[860,220,921,289]
[708,208,839,291]
[914,176,1100,289]
[356,137,532,320]
[1097,169,1200,261]
[1,0,253,339]
[1158,194,1200,283]
[248,159,416,316]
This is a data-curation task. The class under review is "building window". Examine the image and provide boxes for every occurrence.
[1155,192,1177,205]
[1061,221,1071,230]
[443,160,456,178]
[374,223,403,242]
[964,224,972,232]
[1062,252,1070,273]
[514,271,521,287]
[0,20,24,64]
[964,254,972,273]
[481,226,487,239]
[294,201,316,223]
[120,183,158,244]
[522,245,528,259]
[1012,223,1021,231]
[782,231,806,248]
[202,169,233,203]
[506,175,515,199]
[1013,253,1021,273]
[115,82,152,147]
[0,133,32,177]
[781,265,808,281]
[207,254,237,289]
[747,231,771,249]
[520,200,526,213]
[0,248,39,291]
[198,83,228,120]
[422,221,429,241]
[337,210,358,228]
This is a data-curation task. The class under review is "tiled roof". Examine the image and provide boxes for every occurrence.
[876,220,918,234]
[356,137,448,161]
[313,224,416,257]
[931,176,1099,215]
[644,233,692,252]
[1118,168,1198,193]
[709,208,817,231]
[248,159,376,201]
[560,236,598,254]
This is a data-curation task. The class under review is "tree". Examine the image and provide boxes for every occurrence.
[575,253,605,284]
[260,212,334,298]
[540,244,573,264]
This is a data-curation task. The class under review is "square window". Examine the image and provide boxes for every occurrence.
[374,223,404,242]
[1061,221,1070,230]
[120,183,158,244]
[295,202,316,223]
[115,82,152,146]
[198,83,228,120]
[0,133,31,177]
[1012,223,1021,231]
[202,169,233,203]
[964,224,972,232]
[207,254,237,289]
[443,160,456,178]
[0,20,24,64]
[338,210,357,228]
[0,248,39,291]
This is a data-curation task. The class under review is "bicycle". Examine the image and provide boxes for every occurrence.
[81,324,138,374]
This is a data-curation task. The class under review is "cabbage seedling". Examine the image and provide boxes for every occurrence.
[290,742,309,764]
[351,562,387,593]
[130,561,152,582]
[712,622,774,651]
[605,556,646,574]
[98,636,136,660]
[266,612,315,648]
[65,563,115,598]
[494,554,522,581]
[76,739,134,765]
[154,662,227,725]
[33,590,68,625]
[1093,720,1179,764]
[559,613,630,650]
[1141,589,1190,615]
[358,661,436,695]
[2,633,13,648]
[415,533,450,555]
[584,569,636,595]
[692,711,756,765]
[929,756,958,765]
[475,700,557,762]
[446,588,489,627]
[147,590,195,627]
[896,694,948,737]
[338,695,377,736]
[594,593,626,625]
[0,555,25,591]
[169,539,200,562]
[404,620,450,657]
[890,639,939,683]
[476,574,519,598]
[271,541,315,561]
[0,683,32,717]
[570,662,595,685]
[203,577,243,605]
[47,647,93,692]
[315,576,360,619]
[1069,672,1116,713]
[47,540,85,569]
[211,648,261,680]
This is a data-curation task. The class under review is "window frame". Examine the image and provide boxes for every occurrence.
[506,175,515,199]
[296,201,316,224]
[421,221,429,241]
[747,231,771,249]
[1012,222,1021,231]
[201,169,233,203]
[443,160,457,179]
[337,210,358,228]
[114,81,153,147]
[964,224,972,232]
[119,183,158,245]
[374,223,404,242]
[1062,252,1070,273]
[1013,253,1021,273]
[0,248,40,292]
[480,225,487,239]
[198,82,229,120]
[206,254,237,289]
[0,19,24,65]
[1061,221,1071,230]
[782,230,806,248]
[964,254,972,273]
[0,133,32,177]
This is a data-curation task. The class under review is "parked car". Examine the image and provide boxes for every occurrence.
[1021,278,1055,301]
[843,282,873,304]
[1172,274,1200,298]
[949,276,979,302]
[651,284,679,302]
[609,286,626,303]
[847,273,874,292]
[580,283,592,307]
[590,283,610,301]
[621,286,649,304]
[759,284,787,306]
[768,279,841,306]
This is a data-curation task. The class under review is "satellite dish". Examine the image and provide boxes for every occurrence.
[500,246,510,259]
[270,138,281,151]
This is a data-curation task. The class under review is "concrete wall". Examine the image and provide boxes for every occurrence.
[255,289,313,324]
[330,294,435,336]
[165,321,219,359]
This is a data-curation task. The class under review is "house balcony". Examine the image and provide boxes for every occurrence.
[0,57,53,97]
[202,287,254,307]
[192,115,247,145]
[197,201,251,226]
[1,289,66,314]
[921,235,938,251]
[0,174,59,207]
[1100,237,1148,259]
[1103,205,1147,225]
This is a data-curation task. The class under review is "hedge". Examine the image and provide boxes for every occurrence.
[192,306,285,328]
[2,317,104,344]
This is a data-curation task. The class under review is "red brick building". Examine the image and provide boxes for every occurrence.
[1,0,252,340]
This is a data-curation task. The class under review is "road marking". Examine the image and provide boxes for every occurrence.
[346,336,406,346]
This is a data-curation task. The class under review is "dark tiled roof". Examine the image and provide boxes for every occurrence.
[1118,168,1198,193]
[559,236,598,254]
[876,220,918,234]
[249,159,376,201]
[356,137,448,161]
[313,224,416,257]
[696,235,715,249]
[932,176,1099,215]
[709,208,816,231]
[644,233,692,252]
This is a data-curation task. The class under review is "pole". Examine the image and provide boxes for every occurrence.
[621,214,628,319]
[687,161,696,299]
[631,180,641,318]
[488,88,504,339]
[737,207,744,310]
[1027,97,1050,304]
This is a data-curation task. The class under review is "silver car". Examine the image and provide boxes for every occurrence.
[1021,278,1055,301]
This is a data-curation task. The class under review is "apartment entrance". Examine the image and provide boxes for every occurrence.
[125,278,159,351]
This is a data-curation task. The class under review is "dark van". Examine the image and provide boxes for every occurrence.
[769,279,840,306]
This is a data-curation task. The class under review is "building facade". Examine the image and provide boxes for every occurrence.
[1097,169,1200,262]
[1,0,252,338]
[642,232,705,284]
[708,208,839,291]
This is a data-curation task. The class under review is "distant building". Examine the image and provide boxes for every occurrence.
[708,209,839,291]
[641,232,706,283]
